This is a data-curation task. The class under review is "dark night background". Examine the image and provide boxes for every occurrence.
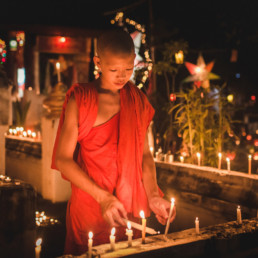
[1,0,258,96]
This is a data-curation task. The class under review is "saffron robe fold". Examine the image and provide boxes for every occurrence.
[51,81,162,254]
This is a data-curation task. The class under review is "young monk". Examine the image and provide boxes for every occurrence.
[52,29,176,255]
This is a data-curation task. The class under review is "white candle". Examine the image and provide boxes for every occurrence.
[5,177,11,183]
[56,62,61,82]
[122,219,158,235]
[13,129,17,135]
[168,154,174,163]
[27,130,32,137]
[237,205,242,224]
[110,227,116,251]
[35,238,42,258]
[248,155,252,175]
[126,222,133,247]
[88,232,93,258]
[9,128,13,135]
[180,156,184,163]
[140,210,146,244]
[218,152,222,169]
[164,198,175,236]
[226,157,230,171]
[197,152,201,166]
[32,132,37,138]
[23,131,27,137]
[195,217,200,234]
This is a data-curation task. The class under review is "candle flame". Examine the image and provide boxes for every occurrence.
[171,197,175,205]
[111,227,116,236]
[197,152,201,158]
[226,157,230,162]
[218,152,222,158]
[89,231,93,239]
[237,205,240,209]
[56,62,60,69]
[140,210,145,219]
[36,238,42,246]
[248,154,252,159]
[196,217,199,221]
[127,222,131,230]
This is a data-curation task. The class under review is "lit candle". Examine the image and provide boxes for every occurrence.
[27,130,32,137]
[140,210,146,244]
[9,128,13,135]
[226,157,230,171]
[180,156,184,163]
[32,132,37,138]
[88,232,93,258]
[23,131,27,137]
[56,62,61,82]
[237,205,242,224]
[16,127,20,135]
[13,129,17,136]
[5,177,11,183]
[0,175,5,180]
[110,227,116,251]
[218,152,222,169]
[35,238,42,258]
[126,222,133,247]
[195,217,200,234]
[197,152,201,166]
[164,198,175,236]
[168,154,174,163]
[248,155,252,175]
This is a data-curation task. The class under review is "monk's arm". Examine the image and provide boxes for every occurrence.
[55,97,127,226]
[142,133,176,224]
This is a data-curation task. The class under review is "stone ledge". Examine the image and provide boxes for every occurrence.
[59,219,258,257]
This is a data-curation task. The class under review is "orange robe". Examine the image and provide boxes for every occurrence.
[52,81,160,255]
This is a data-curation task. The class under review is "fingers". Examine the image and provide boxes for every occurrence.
[156,214,167,225]
[112,208,126,226]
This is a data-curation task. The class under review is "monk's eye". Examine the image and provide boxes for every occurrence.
[126,68,133,71]
[110,70,117,72]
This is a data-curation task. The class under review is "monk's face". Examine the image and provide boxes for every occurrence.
[94,50,135,91]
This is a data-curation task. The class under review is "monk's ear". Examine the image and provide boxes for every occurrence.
[93,56,101,70]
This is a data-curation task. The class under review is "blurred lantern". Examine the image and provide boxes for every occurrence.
[0,39,6,64]
[235,139,240,145]
[246,135,252,141]
[251,95,256,102]
[226,151,236,160]
[254,139,258,147]
[170,93,176,102]
[59,37,66,43]
[227,94,234,103]
[16,31,25,46]
[9,39,17,51]
[175,50,184,64]
[253,152,258,161]
[230,49,238,62]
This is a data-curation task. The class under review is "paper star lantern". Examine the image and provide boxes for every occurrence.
[183,54,220,88]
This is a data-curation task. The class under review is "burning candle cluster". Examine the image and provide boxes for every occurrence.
[35,211,59,227]
[7,127,41,141]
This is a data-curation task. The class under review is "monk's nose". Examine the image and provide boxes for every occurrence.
[117,70,126,78]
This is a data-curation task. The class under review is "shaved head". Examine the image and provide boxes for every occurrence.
[97,29,135,57]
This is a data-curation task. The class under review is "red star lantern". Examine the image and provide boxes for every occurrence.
[183,54,220,88]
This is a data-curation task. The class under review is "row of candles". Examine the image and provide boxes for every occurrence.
[35,211,59,227]
[0,174,12,183]
[7,127,40,139]
[153,147,254,175]
[34,197,246,258]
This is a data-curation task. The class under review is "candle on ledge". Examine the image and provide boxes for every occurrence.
[164,197,175,237]
[140,210,146,244]
[197,152,201,166]
[110,227,116,251]
[56,62,61,82]
[226,157,230,171]
[180,156,184,163]
[13,129,17,136]
[195,217,200,234]
[126,222,133,247]
[248,155,252,175]
[32,132,37,139]
[5,176,11,183]
[23,131,27,137]
[9,128,13,135]
[237,205,242,224]
[27,130,32,137]
[88,232,93,258]
[35,238,42,258]
[168,154,174,163]
[218,152,222,169]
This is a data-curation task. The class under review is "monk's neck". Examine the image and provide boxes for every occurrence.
[96,78,120,96]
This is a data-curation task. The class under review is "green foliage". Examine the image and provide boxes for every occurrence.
[170,84,239,166]
[13,100,31,126]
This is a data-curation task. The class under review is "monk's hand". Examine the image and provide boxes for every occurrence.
[148,196,176,225]
[100,194,128,227]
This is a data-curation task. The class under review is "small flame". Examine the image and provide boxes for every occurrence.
[89,231,93,239]
[218,152,222,158]
[248,154,252,159]
[111,227,116,236]
[56,62,60,69]
[226,157,230,162]
[237,205,240,209]
[196,217,199,221]
[171,198,175,205]
[36,238,42,246]
[197,152,201,158]
[127,222,131,230]
[140,210,145,219]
